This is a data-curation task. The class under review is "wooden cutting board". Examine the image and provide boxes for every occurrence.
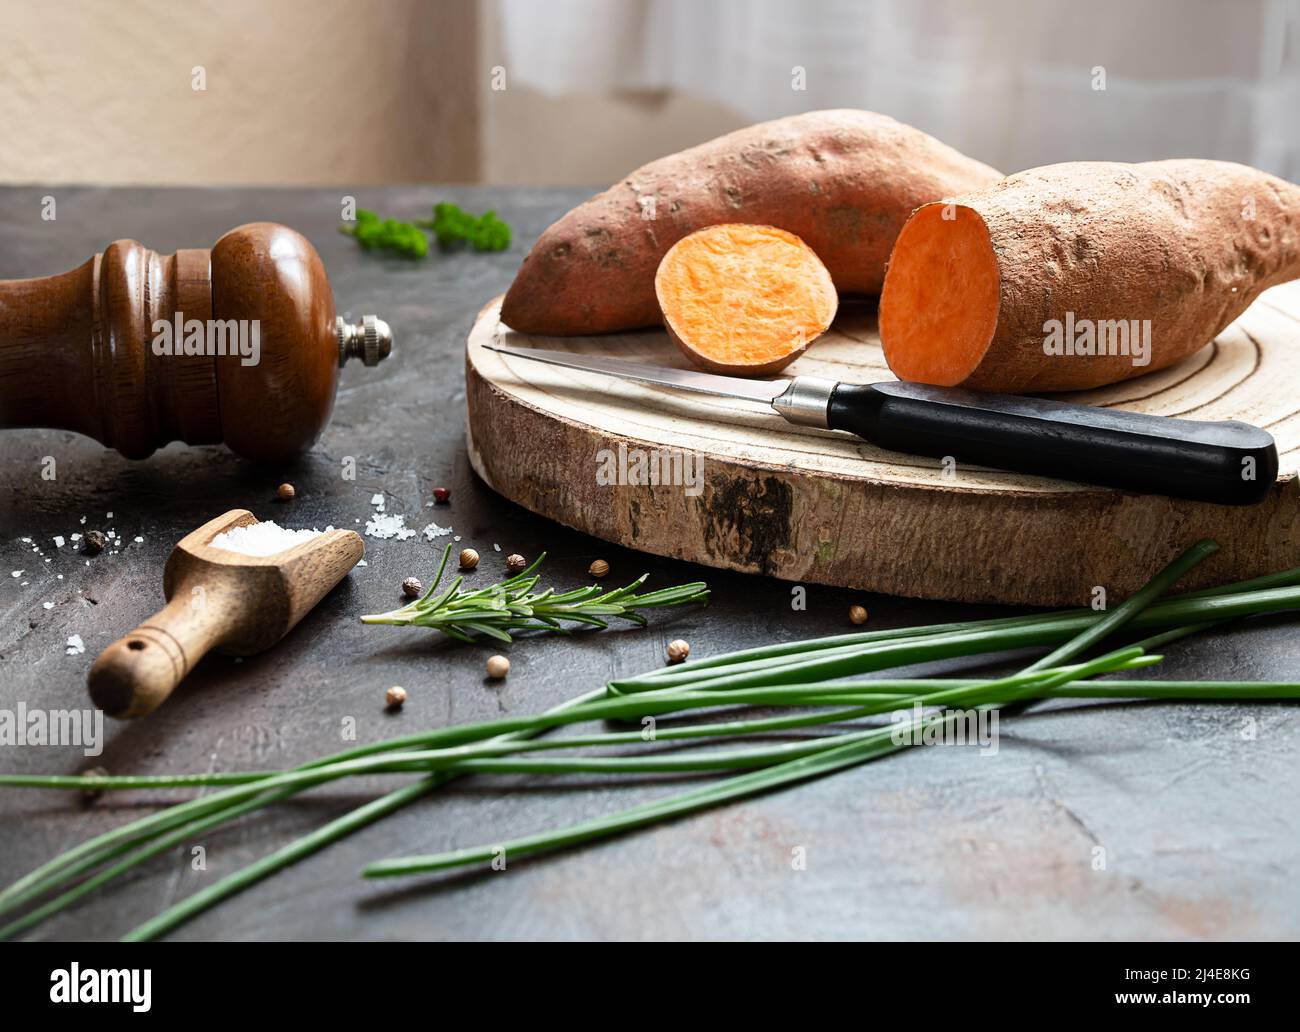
[465,283,1300,606]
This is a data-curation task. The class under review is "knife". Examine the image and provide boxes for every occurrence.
[482,343,1278,506]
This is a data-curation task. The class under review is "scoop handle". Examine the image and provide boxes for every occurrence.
[827,381,1278,506]
[88,590,235,719]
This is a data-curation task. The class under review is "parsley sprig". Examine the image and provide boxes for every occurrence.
[340,203,511,259]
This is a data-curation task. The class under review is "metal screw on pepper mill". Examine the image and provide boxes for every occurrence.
[337,314,394,367]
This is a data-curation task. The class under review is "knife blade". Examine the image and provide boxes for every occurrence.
[482,342,1278,505]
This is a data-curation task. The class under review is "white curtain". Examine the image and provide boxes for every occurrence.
[498,0,1300,179]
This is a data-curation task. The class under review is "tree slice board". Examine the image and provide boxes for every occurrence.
[466,284,1300,606]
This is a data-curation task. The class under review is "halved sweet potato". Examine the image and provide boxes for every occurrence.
[880,160,1300,392]
[655,224,838,375]
[502,109,1002,335]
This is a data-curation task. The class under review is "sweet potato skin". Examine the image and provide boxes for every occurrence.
[501,110,1002,335]
[881,160,1300,393]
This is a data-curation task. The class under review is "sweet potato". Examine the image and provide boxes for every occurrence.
[879,160,1300,393]
[655,224,838,375]
[501,109,1001,335]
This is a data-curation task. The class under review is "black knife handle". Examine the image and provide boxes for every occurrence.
[826,381,1278,506]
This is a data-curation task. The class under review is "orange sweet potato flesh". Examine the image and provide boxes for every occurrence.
[655,225,838,375]
[501,110,1001,335]
[880,160,1300,393]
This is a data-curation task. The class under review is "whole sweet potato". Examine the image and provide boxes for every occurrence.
[879,160,1300,393]
[501,110,1002,335]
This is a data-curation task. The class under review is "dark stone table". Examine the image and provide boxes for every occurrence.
[1,186,1296,941]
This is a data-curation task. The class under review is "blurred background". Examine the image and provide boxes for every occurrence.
[0,0,1297,186]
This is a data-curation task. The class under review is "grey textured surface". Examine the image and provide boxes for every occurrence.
[0,186,1296,941]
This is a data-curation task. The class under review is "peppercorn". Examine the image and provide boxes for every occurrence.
[588,559,610,578]
[506,553,526,573]
[80,765,108,802]
[849,604,869,625]
[486,654,510,679]
[667,639,691,664]
[276,482,295,501]
[401,577,422,599]
[386,685,407,708]
[433,486,450,504]
[82,531,107,556]
[459,548,480,570]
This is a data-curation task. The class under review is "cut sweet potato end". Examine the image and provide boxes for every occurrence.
[879,203,1000,387]
[655,224,838,375]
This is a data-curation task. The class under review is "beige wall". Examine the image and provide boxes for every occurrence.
[0,0,739,188]
[476,0,745,186]
[0,0,481,185]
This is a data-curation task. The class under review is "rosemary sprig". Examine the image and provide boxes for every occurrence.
[359,546,709,642]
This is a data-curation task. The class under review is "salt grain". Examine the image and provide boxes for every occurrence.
[209,521,325,557]
[366,513,416,540]
[66,634,85,656]
[11,570,22,577]
[422,522,453,541]
[53,536,64,547]
[43,601,54,610]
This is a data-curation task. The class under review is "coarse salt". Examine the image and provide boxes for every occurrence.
[422,522,453,541]
[66,634,85,656]
[365,513,416,540]
[53,536,64,547]
[209,521,325,557]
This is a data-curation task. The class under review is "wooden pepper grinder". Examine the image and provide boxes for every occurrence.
[0,222,392,462]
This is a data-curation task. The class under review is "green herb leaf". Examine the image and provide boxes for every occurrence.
[417,202,512,251]
[358,546,708,641]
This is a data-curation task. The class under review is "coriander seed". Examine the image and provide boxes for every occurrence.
[276,482,295,501]
[80,765,108,803]
[506,553,526,573]
[82,531,107,556]
[849,604,869,625]
[459,548,480,570]
[667,639,690,664]
[486,654,510,679]
[402,577,422,599]
[588,559,610,578]
[385,685,407,708]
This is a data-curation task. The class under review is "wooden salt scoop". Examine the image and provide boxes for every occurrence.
[88,509,364,719]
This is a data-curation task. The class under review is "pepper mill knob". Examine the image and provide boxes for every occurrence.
[0,222,394,463]
[337,314,393,367]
